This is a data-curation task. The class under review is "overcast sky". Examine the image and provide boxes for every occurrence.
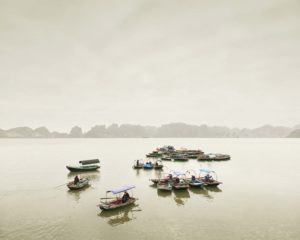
[0,0,299,131]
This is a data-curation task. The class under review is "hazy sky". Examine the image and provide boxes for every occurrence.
[0,0,299,131]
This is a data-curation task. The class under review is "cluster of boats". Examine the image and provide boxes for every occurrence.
[146,145,230,161]
[63,147,227,212]
[150,169,222,192]
[65,159,137,211]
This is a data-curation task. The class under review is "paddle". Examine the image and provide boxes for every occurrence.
[54,183,67,188]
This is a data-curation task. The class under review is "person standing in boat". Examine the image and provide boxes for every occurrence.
[74,175,79,184]
[122,191,130,203]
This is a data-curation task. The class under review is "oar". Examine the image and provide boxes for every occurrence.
[54,183,67,188]
[100,197,115,199]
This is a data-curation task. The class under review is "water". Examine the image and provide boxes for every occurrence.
[0,138,300,240]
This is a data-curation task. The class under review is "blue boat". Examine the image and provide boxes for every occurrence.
[143,162,153,169]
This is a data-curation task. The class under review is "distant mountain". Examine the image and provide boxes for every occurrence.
[0,123,299,138]
[287,129,300,138]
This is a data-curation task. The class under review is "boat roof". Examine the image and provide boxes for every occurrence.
[172,170,185,176]
[107,185,135,194]
[199,169,215,174]
[79,159,100,165]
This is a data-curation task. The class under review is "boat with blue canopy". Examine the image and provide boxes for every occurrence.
[199,169,222,186]
[99,185,137,211]
[66,159,100,172]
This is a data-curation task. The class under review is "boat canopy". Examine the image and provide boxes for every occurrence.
[199,169,215,174]
[79,159,100,165]
[108,185,135,194]
[173,171,185,176]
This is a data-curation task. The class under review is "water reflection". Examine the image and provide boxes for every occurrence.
[157,190,172,198]
[66,186,90,202]
[189,187,213,200]
[98,204,141,226]
[67,171,100,181]
[173,190,190,206]
[206,186,222,192]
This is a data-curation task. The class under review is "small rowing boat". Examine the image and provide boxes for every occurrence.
[157,181,172,191]
[67,178,89,190]
[99,185,137,211]
[132,159,144,169]
[199,169,222,186]
[143,162,153,169]
[172,171,189,190]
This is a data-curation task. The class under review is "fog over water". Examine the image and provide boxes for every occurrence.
[0,0,299,131]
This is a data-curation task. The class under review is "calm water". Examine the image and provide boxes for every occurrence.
[0,138,300,240]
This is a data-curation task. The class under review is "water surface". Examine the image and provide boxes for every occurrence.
[1,138,299,240]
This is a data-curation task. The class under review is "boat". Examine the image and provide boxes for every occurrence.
[67,178,89,190]
[146,151,163,158]
[150,172,173,184]
[153,160,164,169]
[161,156,172,161]
[171,171,189,190]
[173,154,189,161]
[143,161,153,169]
[99,185,137,211]
[189,177,206,188]
[199,169,222,186]
[157,181,172,191]
[66,159,100,172]
[132,159,144,169]
[198,153,230,161]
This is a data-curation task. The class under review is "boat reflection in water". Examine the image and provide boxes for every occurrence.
[98,204,141,227]
[157,189,172,198]
[67,186,90,202]
[173,190,190,206]
[67,171,100,181]
[206,186,222,193]
[189,187,214,200]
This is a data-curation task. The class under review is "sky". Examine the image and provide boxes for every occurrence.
[0,0,299,131]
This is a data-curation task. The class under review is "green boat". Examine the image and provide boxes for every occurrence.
[66,159,100,172]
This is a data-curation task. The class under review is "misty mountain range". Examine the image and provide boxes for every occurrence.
[0,123,299,138]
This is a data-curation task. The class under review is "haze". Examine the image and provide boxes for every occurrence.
[0,0,299,131]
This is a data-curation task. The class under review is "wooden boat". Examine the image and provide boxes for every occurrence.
[171,172,189,190]
[189,178,206,188]
[146,151,163,158]
[153,160,164,169]
[67,178,89,190]
[198,153,230,161]
[99,185,137,211]
[173,154,189,161]
[157,182,172,191]
[199,169,222,186]
[132,159,144,169]
[161,156,172,161]
[66,159,100,172]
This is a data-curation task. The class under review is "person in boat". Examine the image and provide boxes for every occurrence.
[136,159,139,166]
[74,175,79,184]
[191,175,196,182]
[122,191,130,203]
[175,177,180,184]
[205,174,213,182]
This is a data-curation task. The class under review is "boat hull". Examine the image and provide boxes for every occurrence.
[66,165,100,172]
[99,198,136,211]
[67,178,89,190]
